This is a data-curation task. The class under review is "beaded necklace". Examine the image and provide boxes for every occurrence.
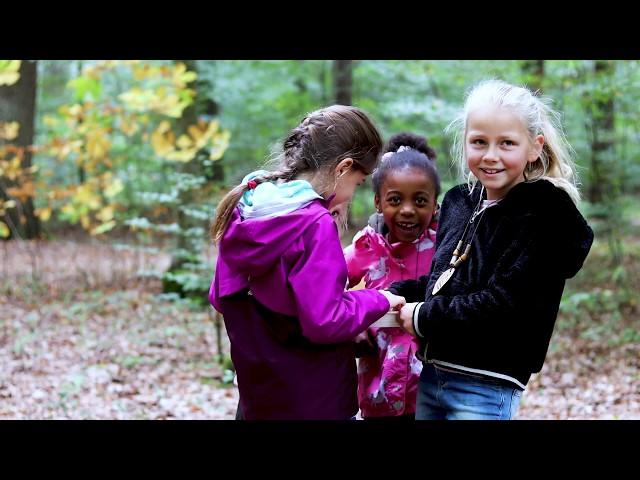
[432,187,498,295]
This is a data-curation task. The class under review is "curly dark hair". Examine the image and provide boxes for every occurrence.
[372,132,440,199]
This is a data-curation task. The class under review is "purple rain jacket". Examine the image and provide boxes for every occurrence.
[210,176,390,420]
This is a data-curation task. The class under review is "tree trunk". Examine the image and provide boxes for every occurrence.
[186,60,223,183]
[332,60,352,105]
[0,60,40,239]
[332,60,355,229]
[587,60,623,266]
[169,61,223,270]
[588,60,616,203]
[521,60,544,93]
[170,60,202,270]
[320,61,329,105]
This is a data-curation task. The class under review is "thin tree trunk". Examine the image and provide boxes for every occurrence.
[332,60,352,105]
[521,60,545,93]
[589,60,616,203]
[588,60,623,266]
[332,60,354,228]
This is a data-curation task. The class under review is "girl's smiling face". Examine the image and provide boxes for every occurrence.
[465,105,544,200]
[375,167,437,244]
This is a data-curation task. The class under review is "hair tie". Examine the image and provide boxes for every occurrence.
[247,180,258,190]
[382,145,412,162]
[381,152,393,162]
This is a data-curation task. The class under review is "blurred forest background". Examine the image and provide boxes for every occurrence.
[1,60,638,419]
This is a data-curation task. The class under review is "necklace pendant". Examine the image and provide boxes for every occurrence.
[432,267,455,295]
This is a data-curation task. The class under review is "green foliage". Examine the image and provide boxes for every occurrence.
[559,288,636,345]
[558,228,639,347]
[30,60,640,295]
[161,264,210,307]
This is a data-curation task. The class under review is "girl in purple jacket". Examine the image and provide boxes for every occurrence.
[209,105,406,420]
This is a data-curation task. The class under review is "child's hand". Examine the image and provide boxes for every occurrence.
[398,303,418,337]
[379,290,406,310]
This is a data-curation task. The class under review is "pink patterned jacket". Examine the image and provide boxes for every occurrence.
[344,222,436,418]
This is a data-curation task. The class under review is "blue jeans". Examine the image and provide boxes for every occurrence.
[416,362,522,420]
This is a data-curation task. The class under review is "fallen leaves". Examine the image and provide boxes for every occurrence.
[2,244,237,419]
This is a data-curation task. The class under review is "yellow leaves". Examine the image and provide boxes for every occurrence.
[209,129,231,161]
[0,221,10,238]
[7,181,35,203]
[43,115,59,127]
[0,145,38,218]
[58,103,85,131]
[159,95,192,118]
[0,60,21,86]
[62,103,84,119]
[119,114,140,137]
[187,124,204,143]
[131,62,169,82]
[35,207,52,221]
[60,203,75,217]
[172,62,197,88]
[119,86,190,117]
[196,119,218,150]
[96,205,114,223]
[151,121,176,157]
[53,173,122,235]
[118,87,150,112]
[50,102,112,167]
[85,127,111,161]
[91,220,116,235]
[80,213,91,230]
[82,61,122,81]
[0,121,20,140]
[0,199,16,217]
[0,157,13,179]
[47,188,73,201]
[167,149,195,163]
[75,184,102,210]
[35,60,230,238]
[132,64,153,81]
[48,138,83,161]
[118,63,198,117]
[175,134,193,150]
[151,119,230,163]
[0,149,26,181]
[104,177,124,198]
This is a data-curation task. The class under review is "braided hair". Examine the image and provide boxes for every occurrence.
[211,105,383,242]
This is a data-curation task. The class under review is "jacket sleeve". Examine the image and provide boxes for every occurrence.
[387,274,430,302]
[288,215,390,344]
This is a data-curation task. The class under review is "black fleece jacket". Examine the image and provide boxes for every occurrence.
[389,180,594,387]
